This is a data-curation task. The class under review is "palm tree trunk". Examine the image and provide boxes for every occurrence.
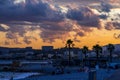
[97,52,99,65]
[110,52,112,62]
[85,53,86,66]
[68,45,71,66]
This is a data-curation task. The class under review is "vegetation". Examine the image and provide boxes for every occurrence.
[107,44,115,62]
[82,46,89,59]
[66,39,73,66]
[93,44,102,65]
[81,46,89,66]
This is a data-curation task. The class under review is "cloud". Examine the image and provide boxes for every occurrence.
[6,31,17,39]
[114,33,120,39]
[109,0,120,4]
[0,0,68,44]
[13,39,22,44]
[0,0,64,23]
[105,22,115,30]
[66,7,101,28]
[113,22,120,29]
[67,8,84,21]
[4,41,10,45]
[40,21,73,42]
[100,1,112,13]
[1,22,40,45]
[23,38,32,45]
[5,31,22,44]
[105,22,120,30]
[39,18,95,43]
[0,24,9,31]
[0,0,103,44]
[99,14,108,19]
[0,26,8,32]
[23,36,37,44]
[0,0,119,45]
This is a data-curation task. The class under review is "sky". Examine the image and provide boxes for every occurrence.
[0,0,120,49]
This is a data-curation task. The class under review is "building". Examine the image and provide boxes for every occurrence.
[42,46,53,52]
[0,47,9,54]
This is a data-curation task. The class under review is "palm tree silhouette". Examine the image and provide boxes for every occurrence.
[93,44,102,65]
[107,44,115,62]
[66,39,73,66]
[81,46,89,67]
[82,46,89,59]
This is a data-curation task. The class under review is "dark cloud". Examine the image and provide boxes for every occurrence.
[8,26,26,37]
[67,9,84,21]
[0,0,12,5]
[99,14,108,19]
[40,21,73,42]
[23,36,37,44]
[6,31,17,39]
[105,22,120,30]
[97,1,113,20]
[76,32,85,36]
[5,30,22,44]
[2,23,39,45]
[113,22,120,29]
[0,0,64,23]
[23,38,32,45]
[100,2,112,13]
[105,22,115,30]
[0,0,68,44]
[67,7,101,27]
[78,18,100,27]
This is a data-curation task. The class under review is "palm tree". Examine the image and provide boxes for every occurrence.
[93,44,102,65]
[66,39,73,66]
[82,46,89,59]
[81,46,89,67]
[107,44,115,62]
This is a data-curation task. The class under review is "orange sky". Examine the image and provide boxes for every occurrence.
[0,28,120,49]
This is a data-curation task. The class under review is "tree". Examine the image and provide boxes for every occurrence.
[93,44,102,65]
[82,46,89,59]
[81,46,89,67]
[66,39,73,66]
[107,44,115,62]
